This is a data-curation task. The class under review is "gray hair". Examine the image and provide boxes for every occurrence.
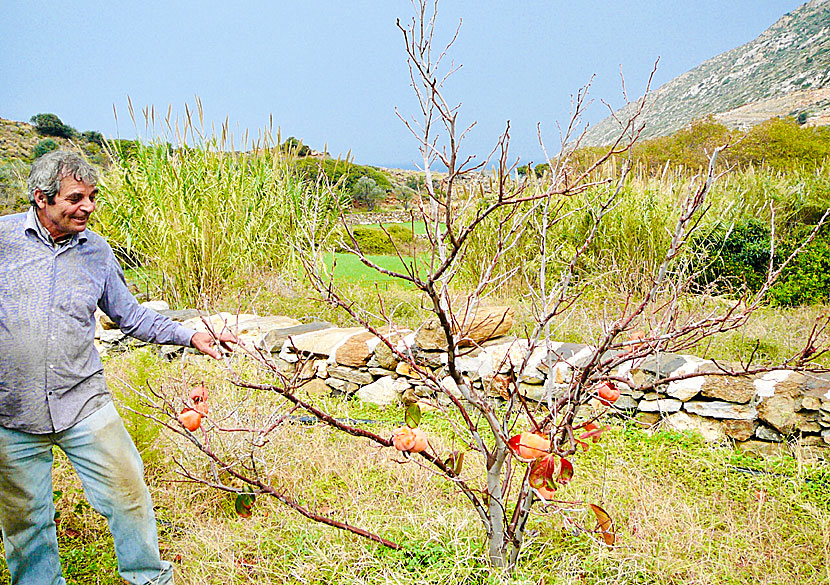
[27,150,98,205]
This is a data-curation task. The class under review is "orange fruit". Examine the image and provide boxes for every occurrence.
[515,432,550,460]
[178,408,202,431]
[190,384,208,404]
[392,426,417,451]
[410,428,428,453]
[595,381,620,405]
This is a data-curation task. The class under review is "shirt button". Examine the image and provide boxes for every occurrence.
[49,364,54,369]
[50,335,56,340]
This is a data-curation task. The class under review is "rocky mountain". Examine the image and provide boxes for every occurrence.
[583,0,830,146]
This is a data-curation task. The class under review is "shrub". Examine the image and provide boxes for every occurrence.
[282,136,310,157]
[351,176,386,210]
[33,138,59,159]
[769,227,830,306]
[294,157,391,193]
[81,130,105,146]
[30,113,76,139]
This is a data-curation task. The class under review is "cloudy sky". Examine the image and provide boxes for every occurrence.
[0,1,803,168]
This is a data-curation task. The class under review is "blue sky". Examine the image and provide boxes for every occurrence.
[0,1,804,168]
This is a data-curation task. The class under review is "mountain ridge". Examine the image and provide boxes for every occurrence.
[583,0,830,146]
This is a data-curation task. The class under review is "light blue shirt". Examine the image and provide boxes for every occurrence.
[0,208,196,433]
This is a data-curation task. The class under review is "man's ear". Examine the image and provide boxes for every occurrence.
[34,189,47,209]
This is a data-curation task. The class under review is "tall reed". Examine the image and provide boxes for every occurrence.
[94,102,346,307]
[452,162,830,295]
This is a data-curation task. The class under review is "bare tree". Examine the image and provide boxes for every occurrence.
[129,0,829,572]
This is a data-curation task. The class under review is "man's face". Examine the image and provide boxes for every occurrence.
[35,176,97,239]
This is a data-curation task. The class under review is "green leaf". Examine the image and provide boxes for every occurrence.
[405,402,422,428]
[445,451,464,476]
[235,492,256,518]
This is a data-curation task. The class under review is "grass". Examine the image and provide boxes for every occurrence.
[3,347,823,585]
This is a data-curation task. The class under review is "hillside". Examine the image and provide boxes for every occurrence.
[583,0,830,145]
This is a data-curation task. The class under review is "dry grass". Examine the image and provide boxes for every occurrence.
[7,347,822,585]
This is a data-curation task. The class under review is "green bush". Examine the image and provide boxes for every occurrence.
[33,138,59,159]
[30,113,77,139]
[694,217,830,306]
[338,224,415,255]
[81,130,105,146]
[351,176,386,210]
[294,157,391,193]
[769,227,830,306]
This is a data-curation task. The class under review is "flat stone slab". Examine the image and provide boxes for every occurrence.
[263,321,335,353]
[685,400,757,420]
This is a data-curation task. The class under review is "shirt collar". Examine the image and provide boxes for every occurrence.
[24,207,88,248]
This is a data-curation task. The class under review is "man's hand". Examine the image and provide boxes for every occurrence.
[191,331,237,359]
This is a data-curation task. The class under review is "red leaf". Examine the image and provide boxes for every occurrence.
[558,457,574,485]
[579,425,609,443]
[529,454,558,489]
[589,503,616,546]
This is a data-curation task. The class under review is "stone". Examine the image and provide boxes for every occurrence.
[158,308,201,322]
[801,396,823,411]
[395,361,423,379]
[700,374,756,404]
[314,360,328,379]
[518,382,547,402]
[300,378,330,397]
[612,395,639,412]
[296,360,316,380]
[185,313,303,351]
[635,412,661,427]
[401,384,431,405]
[797,414,823,434]
[756,376,802,434]
[640,354,689,378]
[737,440,787,458]
[412,348,448,368]
[281,326,365,359]
[327,366,374,386]
[487,339,530,374]
[721,419,755,441]
[665,412,725,442]
[261,321,335,353]
[456,352,494,382]
[823,429,830,444]
[357,376,400,406]
[141,300,170,312]
[440,376,463,399]
[483,373,512,399]
[666,376,704,402]
[99,329,127,344]
[335,331,378,367]
[753,370,793,398]
[755,424,784,442]
[414,306,514,350]
[325,377,348,392]
[368,367,397,378]
[548,343,595,368]
[664,356,707,401]
[373,329,413,370]
[638,398,683,413]
[685,400,756,420]
[98,311,118,330]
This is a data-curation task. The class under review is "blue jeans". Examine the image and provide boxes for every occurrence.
[0,402,173,585]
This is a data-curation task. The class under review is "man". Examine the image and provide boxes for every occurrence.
[0,150,232,584]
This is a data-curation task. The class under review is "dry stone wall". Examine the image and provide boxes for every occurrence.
[96,304,830,453]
